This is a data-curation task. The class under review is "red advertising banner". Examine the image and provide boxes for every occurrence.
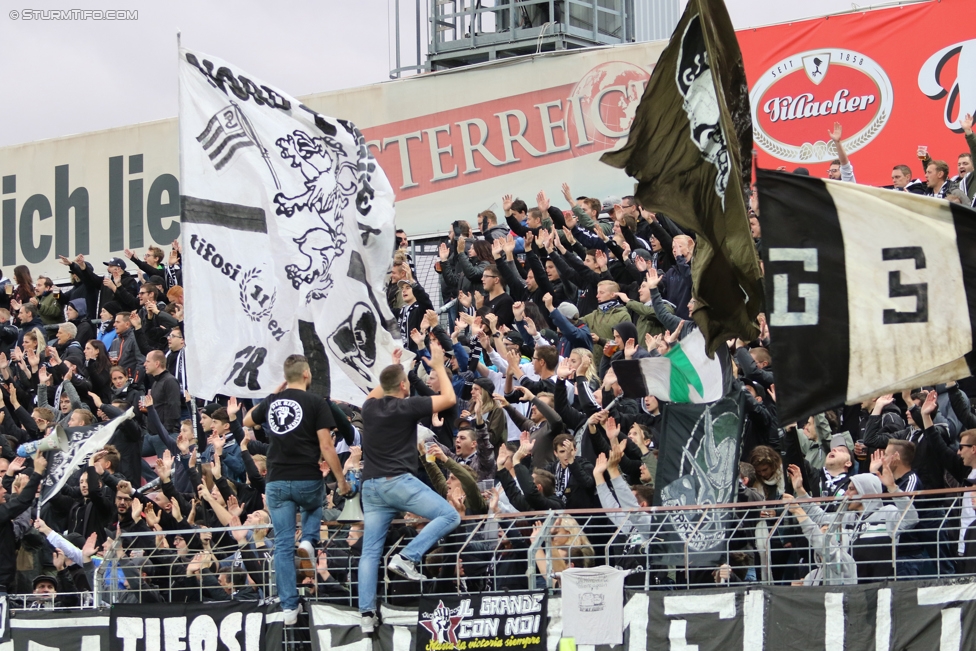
[738,0,974,186]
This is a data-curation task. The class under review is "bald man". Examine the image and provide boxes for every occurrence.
[144,349,182,431]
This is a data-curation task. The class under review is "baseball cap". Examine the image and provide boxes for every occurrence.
[632,249,654,262]
[104,257,127,270]
[539,329,558,346]
[397,279,415,288]
[601,196,622,214]
[503,331,523,346]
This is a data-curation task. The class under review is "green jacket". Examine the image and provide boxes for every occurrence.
[36,292,64,326]
[580,304,631,344]
[625,300,671,346]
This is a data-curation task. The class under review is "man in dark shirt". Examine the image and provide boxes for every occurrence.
[244,355,349,625]
[358,341,460,634]
[144,350,182,432]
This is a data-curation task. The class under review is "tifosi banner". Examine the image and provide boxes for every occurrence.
[739,0,975,186]
[110,601,283,651]
[310,579,976,651]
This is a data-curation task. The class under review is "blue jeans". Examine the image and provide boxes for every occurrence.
[266,479,324,611]
[358,474,461,613]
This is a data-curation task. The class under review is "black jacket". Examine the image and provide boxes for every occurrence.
[0,470,43,590]
[148,370,183,433]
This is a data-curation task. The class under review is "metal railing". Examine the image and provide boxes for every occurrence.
[429,0,629,56]
[15,486,976,610]
[90,524,275,606]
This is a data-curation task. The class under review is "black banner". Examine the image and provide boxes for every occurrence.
[310,578,976,651]
[109,601,282,651]
[7,610,109,651]
[653,394,745,567]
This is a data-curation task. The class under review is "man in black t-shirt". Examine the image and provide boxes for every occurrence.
[244,355,349,625]
[357,341,461,634]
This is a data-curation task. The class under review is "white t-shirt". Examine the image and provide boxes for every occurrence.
[559,565,628,646]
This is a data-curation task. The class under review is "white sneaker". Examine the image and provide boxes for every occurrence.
[283,603,303,626]
[387,553,424,581]
[361,612,379,634]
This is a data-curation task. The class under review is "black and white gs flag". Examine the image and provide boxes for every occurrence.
[179,48,399,401]
[757,169,976,424]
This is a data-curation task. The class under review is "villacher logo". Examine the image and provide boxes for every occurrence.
[750,48,893,163]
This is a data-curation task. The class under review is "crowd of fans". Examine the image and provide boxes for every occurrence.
[0,117,974,614]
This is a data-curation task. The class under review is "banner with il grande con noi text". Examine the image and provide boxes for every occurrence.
[2,0,974,279]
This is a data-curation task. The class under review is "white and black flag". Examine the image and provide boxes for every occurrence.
[179,48,399,401]
[756,169,976,424]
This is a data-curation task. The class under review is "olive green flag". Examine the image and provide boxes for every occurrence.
[601,0,762,354]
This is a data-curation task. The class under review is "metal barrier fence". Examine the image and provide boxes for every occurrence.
[91,524,275,607]
[16,486,976,611]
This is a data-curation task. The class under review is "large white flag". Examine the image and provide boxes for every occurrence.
[41,408,135,505]
[179,48,399,401]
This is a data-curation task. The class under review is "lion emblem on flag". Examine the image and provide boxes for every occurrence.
[273,129,358,300]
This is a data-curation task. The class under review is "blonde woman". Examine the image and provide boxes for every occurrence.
[569,348,599,390]
[533,515,594,577]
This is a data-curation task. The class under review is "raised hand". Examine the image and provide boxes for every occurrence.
[921,389,938,416]
[828,121,843,142]
[664,321,685,346]
[542,293,554,310]
[623,338,638,360]
[556,358,574,380]
[155,456,171,482]
[512,301,525,322]
[594,249,608,270]
[456,235,466,254]
[514,385,535,401]
[605,416,620,439]
[502,234,516,255]
[881,455,897,490]
[645,267,662,289]
[593,452,609,477]
[439,242,450,262]
[492,393,509,408]
[869,449,884,475]
[560,182,575,206]
[429,340,446,366]
[131,497,143,521]
[872,393,895,415]
[787,464,804,493]
[458,290,472,308]
[81,532,98,563]
[144,503,161,528]
[491,237,504,259]
[502,194,514,214]
[963,113,974,135]
[537,190,550,212]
